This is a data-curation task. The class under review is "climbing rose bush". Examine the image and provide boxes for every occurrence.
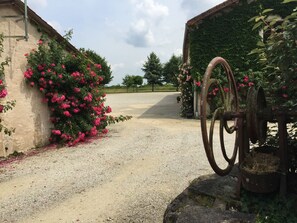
[24,37,112,146]
[177,63,194,117]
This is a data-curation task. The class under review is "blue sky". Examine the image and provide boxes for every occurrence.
[25,0,225,85]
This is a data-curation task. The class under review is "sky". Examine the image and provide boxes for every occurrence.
[24,0,225,85]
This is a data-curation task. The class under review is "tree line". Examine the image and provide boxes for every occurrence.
[122,52,182,92]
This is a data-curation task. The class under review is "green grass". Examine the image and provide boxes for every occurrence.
[104,84,178,94]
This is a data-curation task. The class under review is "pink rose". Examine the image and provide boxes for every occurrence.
[94,118,101,126]
[52,129,61,135]
[63,111,72,117]
[0,89,8,98]
[73,108,80,113]
[106,106,112,113]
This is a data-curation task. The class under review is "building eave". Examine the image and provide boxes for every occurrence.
[0,0,78,53]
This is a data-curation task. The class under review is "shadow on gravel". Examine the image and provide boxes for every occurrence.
[139,94,181,119]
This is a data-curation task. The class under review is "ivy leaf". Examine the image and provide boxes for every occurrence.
[262,9,274,14]
[252,22,263,30]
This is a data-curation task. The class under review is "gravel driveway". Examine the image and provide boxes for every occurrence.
[0,92,233,222]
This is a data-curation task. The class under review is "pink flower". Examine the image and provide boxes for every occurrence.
[248,82,254,87]
[38,39,43,45]
[84,93,93,102]
[61,64,65,69]
[24,53,29,57]
[74,88,81,93]
[243,75,249,83]
[73,108,80,113]
[24,68,33,79]
[282,94,288,98]
[90,71,96,77]
[37,65,44,71]
[78,132,85,141]
[95,64,102,69]
[63,111,72,117]
[51,63,56,67]
[60,103,70,109]
[30,82,35,87]
[98,76,104,82]
[106,106,112,113]
[94,118,101,126]
[224,87,229,93]
[102,129,108,134]
[52,129,61,135]
[39,87,44,92]
[195,81,201,87]
[0,89,7,98]
[93,106,102,115]
[71,71,80,77]
[89,126,98,136]
[60,95,66,101]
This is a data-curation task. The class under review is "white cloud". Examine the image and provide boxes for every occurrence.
[126,19,155,48]
[126,0,168,48]
[132,0,169,20]
[111,63,125,71]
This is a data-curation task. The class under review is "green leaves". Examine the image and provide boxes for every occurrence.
[142,52,163,91]
[283,0,297,3]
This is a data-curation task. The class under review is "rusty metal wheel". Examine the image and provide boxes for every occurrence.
[200,57,239,176]
[246,86,267,144]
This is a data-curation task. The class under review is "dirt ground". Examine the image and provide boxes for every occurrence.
[0,92,234,223]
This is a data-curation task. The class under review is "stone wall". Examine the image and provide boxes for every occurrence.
[0,5,52,157]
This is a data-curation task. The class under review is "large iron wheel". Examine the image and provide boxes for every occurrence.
[200,57,239,176]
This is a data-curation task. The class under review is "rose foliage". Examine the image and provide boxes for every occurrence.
[0,33,16,135]
[24,36,120,146]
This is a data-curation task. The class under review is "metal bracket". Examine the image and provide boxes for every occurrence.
[1,0,29,41]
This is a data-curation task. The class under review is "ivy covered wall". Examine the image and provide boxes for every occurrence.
[188,0,293,78]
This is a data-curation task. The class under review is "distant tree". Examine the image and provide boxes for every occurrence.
[142,52,163,92]
[133,75,143,87]
[122,75,134,91]
[80,48,113,85]
[122,75,143,92]
[163,54,182,89]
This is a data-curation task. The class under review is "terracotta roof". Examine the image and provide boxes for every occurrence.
[183,0,241,63]
[0,0,78,52]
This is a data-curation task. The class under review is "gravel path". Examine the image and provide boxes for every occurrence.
[0,92,234,222]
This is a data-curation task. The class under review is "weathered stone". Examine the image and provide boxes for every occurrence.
[163,170,256,223]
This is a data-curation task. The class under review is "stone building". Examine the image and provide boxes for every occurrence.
[0,0,77,156]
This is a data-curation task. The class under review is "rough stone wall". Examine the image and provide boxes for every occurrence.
[0,5,52,157]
